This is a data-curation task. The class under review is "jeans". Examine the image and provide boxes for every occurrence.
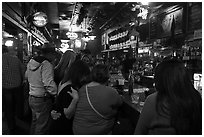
[29,96,52,135]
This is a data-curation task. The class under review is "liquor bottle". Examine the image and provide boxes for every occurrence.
[128,70,134,95]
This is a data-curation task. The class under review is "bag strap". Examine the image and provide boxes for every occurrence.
[57,81,71,95]
[85,85,109,120]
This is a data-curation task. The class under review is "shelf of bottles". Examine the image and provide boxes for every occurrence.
[182,39,202,60]
[108,27,137,51]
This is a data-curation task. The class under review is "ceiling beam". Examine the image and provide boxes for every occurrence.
[70,2,78,27]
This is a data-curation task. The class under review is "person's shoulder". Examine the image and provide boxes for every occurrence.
[106,85,116,90]
[78,84,86,92]
[3,53,16,59]
[42,59,53,67]
[8,55,22,63]
[42,59,51,64]
[145,92,157,104]
[103,85,118,93]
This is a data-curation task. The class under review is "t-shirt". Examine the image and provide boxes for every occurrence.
[73,83,122,135]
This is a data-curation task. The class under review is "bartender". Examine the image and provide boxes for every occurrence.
[121,54,136,80]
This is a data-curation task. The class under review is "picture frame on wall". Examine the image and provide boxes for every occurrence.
[150,6,183,39]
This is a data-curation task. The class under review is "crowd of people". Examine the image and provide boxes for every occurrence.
[2,42,202,135]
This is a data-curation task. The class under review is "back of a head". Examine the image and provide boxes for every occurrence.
[62,60,90,89]
[55,50,76,82]
[154,58,202,134]
[41,43,56,55]
[5,46,17,56]
[91,64,109,84]
[61,50,76,68]
[154,58,200,99]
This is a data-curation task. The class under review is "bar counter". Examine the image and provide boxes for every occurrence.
[112,80,155,135]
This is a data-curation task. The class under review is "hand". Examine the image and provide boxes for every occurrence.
[51,110,61,120]
[67,87,79,101]
[64,108,74,119]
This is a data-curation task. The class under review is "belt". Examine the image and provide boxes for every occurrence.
[29,95,54,102]
[30,95,46,98]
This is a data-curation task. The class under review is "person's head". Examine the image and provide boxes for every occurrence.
[154,58,202,134]
[91,64,110,85]
[40,43,56,55]
[55,50,76,82]
[62,60,90,89]
[56,50,76,69]
[39,43,56,63]
[5,45,17,56]
[154,58,193,98]
[81,49,93,67]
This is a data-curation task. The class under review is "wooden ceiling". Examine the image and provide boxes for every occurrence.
[3,2,185,43]
[42,2,137,40]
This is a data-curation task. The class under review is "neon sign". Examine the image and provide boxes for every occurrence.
[66,32,78,39]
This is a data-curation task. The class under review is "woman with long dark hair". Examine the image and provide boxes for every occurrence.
[49,60,90,134]
[134,58,202,135]
[54,50,76,85]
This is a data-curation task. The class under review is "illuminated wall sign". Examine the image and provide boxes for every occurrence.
[33,12,48,27]
[66,32,78,39]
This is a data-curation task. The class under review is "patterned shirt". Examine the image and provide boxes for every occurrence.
[2,53,25,89]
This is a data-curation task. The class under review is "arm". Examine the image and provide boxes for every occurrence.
[111,89,123,108]
[41,61,57,96]
[108,89,123,116]
[25,69,28,80]
[134,93,156,135]
[64,87,79,119]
